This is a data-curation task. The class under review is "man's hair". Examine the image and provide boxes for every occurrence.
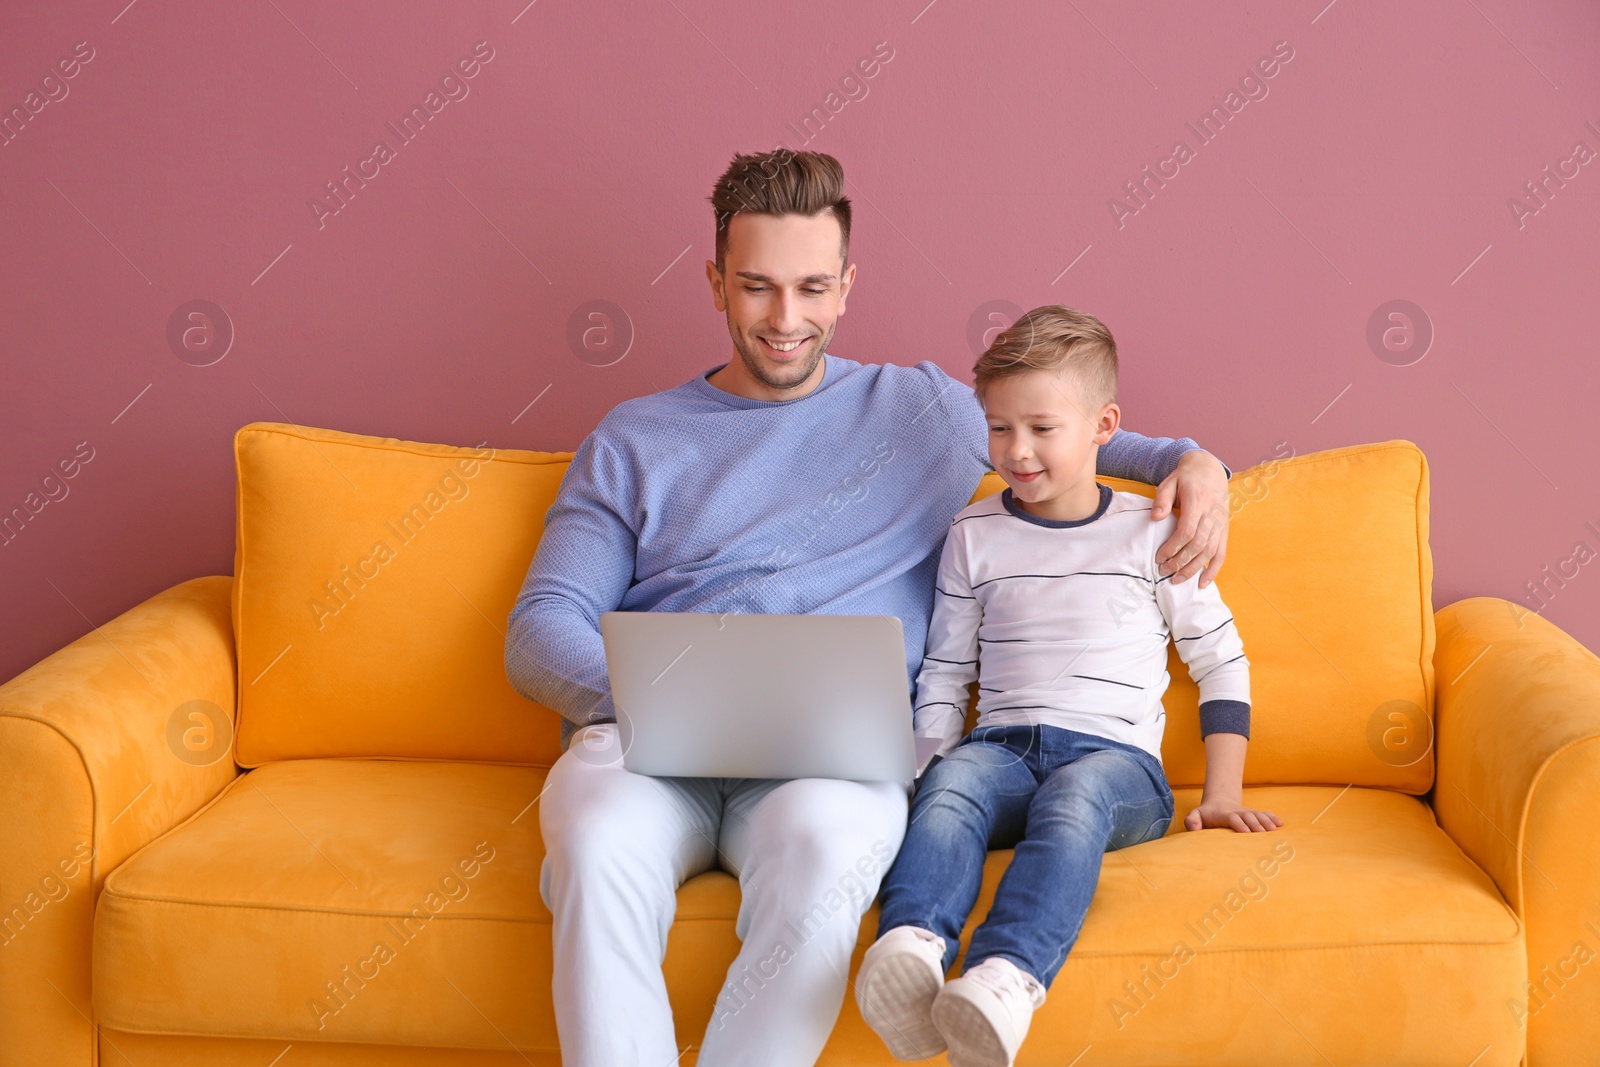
[708,149,852,273]
[972,304,1118,411]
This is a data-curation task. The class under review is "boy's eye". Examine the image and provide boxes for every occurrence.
[1033,426,1054,433]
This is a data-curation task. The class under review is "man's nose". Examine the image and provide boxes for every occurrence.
[769,290,806,334]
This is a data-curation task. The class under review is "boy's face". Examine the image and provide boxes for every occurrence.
[983,368,1120,507]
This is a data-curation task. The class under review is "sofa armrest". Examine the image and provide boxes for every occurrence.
[1433,596,1600,1062]
[0,576,239,1067]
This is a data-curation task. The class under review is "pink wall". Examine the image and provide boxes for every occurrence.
[3,0,1597,682]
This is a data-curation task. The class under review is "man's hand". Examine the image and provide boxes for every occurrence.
[1152,450,1230,588]
[1184,799,1283,833]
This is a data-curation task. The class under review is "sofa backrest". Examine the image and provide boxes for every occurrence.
[233,423,1434,790]
[1053,440,1435,792]
[233,423,569,767]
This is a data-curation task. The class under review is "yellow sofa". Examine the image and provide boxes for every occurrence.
[3,421,1597,1067]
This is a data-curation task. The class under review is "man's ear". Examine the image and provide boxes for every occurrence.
[838,260,857,314]
[705,260,726,312]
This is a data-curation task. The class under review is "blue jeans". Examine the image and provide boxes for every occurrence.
[877,723,1175,987]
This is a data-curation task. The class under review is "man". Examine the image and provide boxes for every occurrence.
[505,149,1231,1066]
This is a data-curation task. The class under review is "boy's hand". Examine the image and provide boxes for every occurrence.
[1153,450,1229,588]
[1184,799,1282,833]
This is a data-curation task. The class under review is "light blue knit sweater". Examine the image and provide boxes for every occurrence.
[505,354,1214,750]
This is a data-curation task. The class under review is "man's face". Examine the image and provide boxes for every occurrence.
[983,369,1118,506]
[706,211,856,396]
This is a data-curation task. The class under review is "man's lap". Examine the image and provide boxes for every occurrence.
[542,723,908,886]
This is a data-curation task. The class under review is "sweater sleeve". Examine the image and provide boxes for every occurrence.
[1152,530,1252,738]
[912,525,980,768]
[504,430,637,730]
[1099,426,1231,484]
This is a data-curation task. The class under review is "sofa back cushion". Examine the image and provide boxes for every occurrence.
[235,423,1434,790]
[971,439,1435,792]
[233,423,569,767]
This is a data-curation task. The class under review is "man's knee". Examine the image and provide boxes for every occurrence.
[755,785,903,905]
[539,763,683,892]
[755,839,893,944]
[544,804,634,867]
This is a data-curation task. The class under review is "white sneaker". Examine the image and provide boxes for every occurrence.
[855,925,949,1060]
[932,956,1047,1067]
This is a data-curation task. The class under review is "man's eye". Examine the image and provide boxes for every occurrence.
[743,286,767,293]
[802,288,826,296]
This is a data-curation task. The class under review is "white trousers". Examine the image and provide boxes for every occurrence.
[539,723,910,1067]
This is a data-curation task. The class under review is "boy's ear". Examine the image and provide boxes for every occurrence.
[1094,401,1122,444]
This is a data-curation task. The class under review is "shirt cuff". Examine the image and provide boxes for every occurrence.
[1199,698,1251,739]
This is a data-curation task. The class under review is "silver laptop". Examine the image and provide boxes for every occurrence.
[599,611,918,781]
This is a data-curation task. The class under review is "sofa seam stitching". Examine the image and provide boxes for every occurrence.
[242,422,574,466]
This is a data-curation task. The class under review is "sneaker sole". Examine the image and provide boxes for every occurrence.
[932,985,1013,1067]
[857,952,947,1060]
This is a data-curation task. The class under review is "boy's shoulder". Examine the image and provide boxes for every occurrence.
[948,491,1009,527]
[948,487,1175,531]
[1104,491,1180,572]
[1106,488,1162,519]
[1106,488,1177,532]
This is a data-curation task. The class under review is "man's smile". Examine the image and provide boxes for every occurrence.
[760,336,810,356]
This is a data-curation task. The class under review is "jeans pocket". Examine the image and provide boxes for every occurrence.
[1142,812,1174,844]
[1146,785,1176,841]
[1127,791,1175,847]
[1106,794,1173,850]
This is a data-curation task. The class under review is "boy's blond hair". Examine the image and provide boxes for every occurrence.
[972,304,1118,410]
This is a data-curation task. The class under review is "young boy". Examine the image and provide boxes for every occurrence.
[855,305,1283,1067]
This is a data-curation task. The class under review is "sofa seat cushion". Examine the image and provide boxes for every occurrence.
[95,764,1523,1062]
[828,783,1526,1066]
[92,758,744,1052]
[92,759,557,1048]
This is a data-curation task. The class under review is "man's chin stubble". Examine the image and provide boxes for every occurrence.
[738,340,824,393]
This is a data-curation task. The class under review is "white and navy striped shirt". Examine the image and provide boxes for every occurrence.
[913,482,1251,766]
